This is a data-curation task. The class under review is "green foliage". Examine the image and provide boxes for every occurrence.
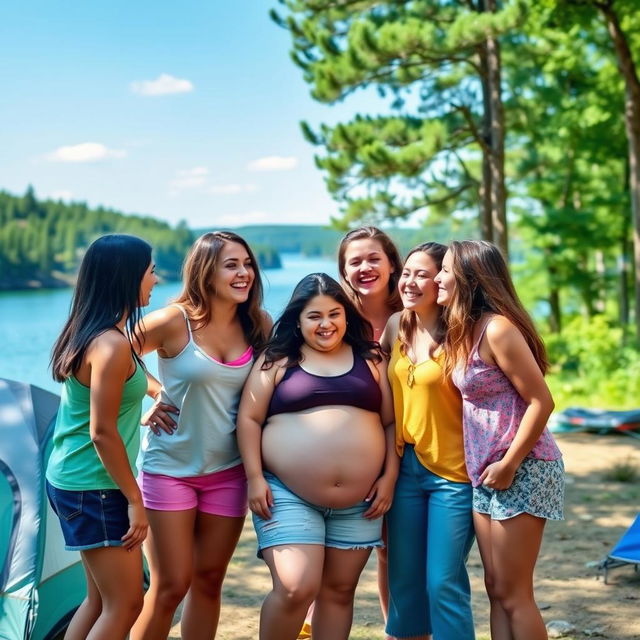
[546,316,640,409]
[0,187,194,289]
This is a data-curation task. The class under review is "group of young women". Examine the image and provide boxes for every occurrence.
[45,225,564,640]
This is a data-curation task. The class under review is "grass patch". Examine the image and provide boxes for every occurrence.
[602,456,639,483]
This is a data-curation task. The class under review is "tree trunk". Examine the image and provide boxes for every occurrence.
[600,3,640,342]
[485,0,508,258]
[478,44,494,243]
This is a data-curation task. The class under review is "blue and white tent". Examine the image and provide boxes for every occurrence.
[0,378,85,640]
[600,513,640,584]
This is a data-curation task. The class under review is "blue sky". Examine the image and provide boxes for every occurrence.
[0,1,381,228]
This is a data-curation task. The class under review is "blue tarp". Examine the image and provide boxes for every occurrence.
[601,514,640,583]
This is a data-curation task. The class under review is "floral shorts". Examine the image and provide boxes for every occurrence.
[473,458,564,521]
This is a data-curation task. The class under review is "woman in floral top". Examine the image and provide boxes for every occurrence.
[435,240,563,640]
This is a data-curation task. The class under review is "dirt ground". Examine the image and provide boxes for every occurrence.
[168,433,640,640]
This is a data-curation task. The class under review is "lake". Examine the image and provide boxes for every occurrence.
[0,254,338,394]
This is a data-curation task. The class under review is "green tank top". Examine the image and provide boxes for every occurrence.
[46,361,147,490]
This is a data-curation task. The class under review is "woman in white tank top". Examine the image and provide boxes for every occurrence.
[130,232,271,640]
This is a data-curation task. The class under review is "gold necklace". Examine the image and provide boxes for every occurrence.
[407,362,416,388]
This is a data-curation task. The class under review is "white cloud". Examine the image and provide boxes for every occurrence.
[169,167,209,193]
[247,155,298,172]
[131,73,194,96]
[49,190,74,201]
[46,142,127,163]
[209,183,257,195]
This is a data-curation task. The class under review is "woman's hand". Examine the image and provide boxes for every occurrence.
[479,459,517,491]
[122,501,149,551]
[247,475,274,520]
[363,472,396,519]
[142,397,179,435]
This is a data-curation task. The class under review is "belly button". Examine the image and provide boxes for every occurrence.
[334,481,342,487]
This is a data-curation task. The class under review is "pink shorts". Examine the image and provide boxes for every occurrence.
[139,464,248,517]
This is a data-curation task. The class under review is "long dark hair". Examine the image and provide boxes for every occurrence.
[397,242,447,356]
[442,240,549,375]
[51,234,152,382]
[173,231,268,350]
[337,226,403,313]
[262,273,382,370]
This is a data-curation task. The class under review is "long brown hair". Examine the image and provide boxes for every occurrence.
[337,226,403,313]
[441,240,548,376]
[174,231,268,350]
[51,234,151,382]
[397,242,447,357]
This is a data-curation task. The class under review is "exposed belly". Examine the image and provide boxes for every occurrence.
[262,406,386,508]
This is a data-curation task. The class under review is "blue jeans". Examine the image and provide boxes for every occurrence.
[386,446,475,639]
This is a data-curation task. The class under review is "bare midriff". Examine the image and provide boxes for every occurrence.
[262,405,386,508]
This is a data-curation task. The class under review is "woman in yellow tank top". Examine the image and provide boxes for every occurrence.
[380,242,475,640]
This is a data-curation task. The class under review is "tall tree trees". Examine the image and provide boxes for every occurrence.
[273,0,519,255]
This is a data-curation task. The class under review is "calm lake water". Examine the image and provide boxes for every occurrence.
[0,254,338,394]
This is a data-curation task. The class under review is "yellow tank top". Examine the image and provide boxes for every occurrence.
[388,340,469,483]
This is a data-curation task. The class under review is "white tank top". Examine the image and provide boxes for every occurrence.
[140,305,253,477]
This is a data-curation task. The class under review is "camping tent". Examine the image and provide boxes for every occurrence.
[600,513,640,584]
[0,378,85,640]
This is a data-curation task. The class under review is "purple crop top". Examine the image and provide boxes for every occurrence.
[267,351,382,417]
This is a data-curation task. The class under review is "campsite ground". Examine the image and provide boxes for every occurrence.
[164,432,640,640]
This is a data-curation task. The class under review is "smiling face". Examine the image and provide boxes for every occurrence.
[211,241,255,304]
[434,249,456,307]
[298,294,347,353]
[139,260,158,307]
[398,251,439,312]
[342,238,394,301]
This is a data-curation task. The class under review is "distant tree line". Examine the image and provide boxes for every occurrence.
[0,187,194,289]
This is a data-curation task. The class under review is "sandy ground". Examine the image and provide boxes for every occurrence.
[167,433,640,640]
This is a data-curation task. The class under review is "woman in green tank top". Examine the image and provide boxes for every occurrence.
[47,234,158,640]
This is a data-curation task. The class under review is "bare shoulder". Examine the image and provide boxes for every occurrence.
[484,315,527,352]
[380,311,401,351]
[144,305,185,328]
[87,329,131,363]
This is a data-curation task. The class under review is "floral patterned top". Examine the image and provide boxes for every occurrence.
[452,318,562,487]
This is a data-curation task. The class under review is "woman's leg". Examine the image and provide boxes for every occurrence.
[63,555,102,640]
[80,546,144,640]
[474,511,512,640]
[425,477,475,640]
[312,547,371,640]
[385,450,431,640]
[376,523,390,621]
[261,544,325,640]
[486,512,548,640]
[130,509,197,640]
[180,513,245,640]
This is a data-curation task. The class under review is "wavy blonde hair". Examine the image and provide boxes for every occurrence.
[174,231,268,350]
[441,240,548,377]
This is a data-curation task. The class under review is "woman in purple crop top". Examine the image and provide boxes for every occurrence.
[435,241,563,640]
[237,273,399,640]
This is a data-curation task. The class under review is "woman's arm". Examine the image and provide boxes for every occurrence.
[86,330,148,550]
[237,355,279,519]
[364,356,399,518]
[479,315,555,490]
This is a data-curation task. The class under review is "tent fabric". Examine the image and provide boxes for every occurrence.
[0,378,84,640]
[600,513,640,584]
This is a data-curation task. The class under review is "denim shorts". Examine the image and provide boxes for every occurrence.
[473,458,565,521]
[46,480,130,551]
[252,473,383,556]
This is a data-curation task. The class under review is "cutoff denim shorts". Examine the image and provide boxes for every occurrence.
[46,480,130,551]
[473,457,565,521]
[252,472,383,556]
